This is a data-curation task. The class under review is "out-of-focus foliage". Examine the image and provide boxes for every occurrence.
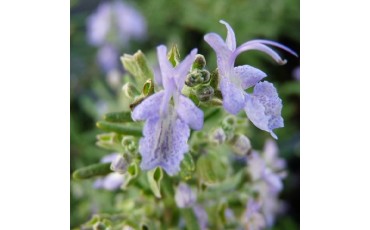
[71,0,299,229]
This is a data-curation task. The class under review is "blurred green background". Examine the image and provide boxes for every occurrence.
[71,0,299,228]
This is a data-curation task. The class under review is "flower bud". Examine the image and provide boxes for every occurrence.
[192,54,206,70]
[110,154,129,174]
[185,69,210,87]
[230,134,252,156]
[121,136,137,153]
[195,85,214,102]
[93,222,106,230]
[221,115,237,132]
[209,128,226,145]
[175,183,196,208]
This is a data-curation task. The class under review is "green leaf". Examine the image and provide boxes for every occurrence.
[72,163,112,180]
[122,82,140,99]
[181,208,201,230]
[217,202,227,225]
[96,121,142,136]
[196,153,227,185]
[180,153,195,180]
[103,111,133,123]
[121,50,153,87]
[168,44,180,67]
[147,167,163,198]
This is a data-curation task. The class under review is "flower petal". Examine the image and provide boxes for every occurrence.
[204,33,232,77]
[101,173,124,190]
[174,49,198,89]
[175,183,196,208]
[100,153,120,163]
[263,169,283,194]
[244,82,283,139]
[219,20,236,51]
[132,91,165,121]
[176,95,204,130]
[157,45,175,89]
[139,114,190,175]
[247,151,266,181]
[232,41,287,66]
[234,65,267,89]
[220,77,245,115]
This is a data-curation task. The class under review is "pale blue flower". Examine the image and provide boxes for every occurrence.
[86,0,147,73]
[247,140,287,226]
[204,20,297,138]
[243,198,266,230]
[132,45,203,175]
[86,1,146,48]
[175,183,196,208]
[93,153,124,191]
[193,204,208,230]
[96,44,120,73]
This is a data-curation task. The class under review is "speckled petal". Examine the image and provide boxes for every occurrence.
[139,114,190,175]
[132,91,165,121]
[244,82,283,139]
[176,95,204,130]
[220,77,245,115]
[234,65,267,89]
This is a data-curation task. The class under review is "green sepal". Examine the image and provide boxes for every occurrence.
[121,161,140,189]
[147,167,163,198]
[121,50,153,87]
[96,121,142,136]
[168,44,180,67]
[181,208,201,230]
[122,82,140,99]
[142,79,154,96]
[129,79,155,111]
[180,153,195,180]
[72,162,112,180]
[217,201,228,225]
[96,133,122,151]
[196,153,227,185]
[209,69,220,89]
[189,93,200,106]
[103,111,133,123]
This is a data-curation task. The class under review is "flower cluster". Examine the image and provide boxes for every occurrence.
[204,20,297,139]
[247,139,287,227]
[131,20,295,176]
[86,0,147,73]
[79,19,296,229]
